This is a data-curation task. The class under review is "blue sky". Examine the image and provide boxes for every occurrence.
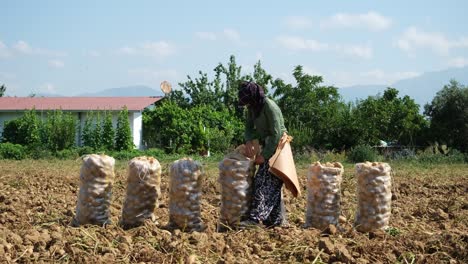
[1,0,468,96]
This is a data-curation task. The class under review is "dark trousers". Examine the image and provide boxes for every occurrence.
[248,162,285,226]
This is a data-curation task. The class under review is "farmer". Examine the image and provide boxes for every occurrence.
[238,81,288,228]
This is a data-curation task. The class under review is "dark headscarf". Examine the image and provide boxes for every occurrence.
[238,81,266,117]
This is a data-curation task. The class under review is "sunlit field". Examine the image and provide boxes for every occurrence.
[0,158,467,263]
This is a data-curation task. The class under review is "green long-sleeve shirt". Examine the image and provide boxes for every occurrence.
[244,98,287,160]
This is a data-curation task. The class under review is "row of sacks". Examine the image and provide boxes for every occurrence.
[305,161,392,232]
[72,153,392,233]
[72,154,205,231]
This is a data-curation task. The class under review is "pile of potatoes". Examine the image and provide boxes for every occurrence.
[120,156,162,229]
[305,161,343,229]
[167,158,205,232]
[72,154,115,226]
[218,147,256,229]
[354,162,392,232]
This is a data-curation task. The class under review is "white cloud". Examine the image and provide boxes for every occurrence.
[396,27,468,56]
[119,46,136,55]
[284,16,313,30]
[338,44,373,59]
[86,50,101,57]
[128,68,179,86]
[48,59,64,68]
[0,71,15,80]
[448,57,468,68]
[195,31,217,41]
[329,69,421,87]
[255,52,263,61]
[223,29,241,42]
[40,83,56,93]
[13,40,33,54]
[303,66,323,76]
[276,36,329,51]
[276,35,372,59]
[119,41,176,58]
[141,41,175,57]
[11,40,67,57]
[0,41,11,58]
[320,11,392,31]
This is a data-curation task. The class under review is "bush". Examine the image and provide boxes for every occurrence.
[416,149,466,163]
[55,148,80,160]
[77,146,95,156]
[348,144,380,163]
[26,147,53,160]
[111,150,142,160]
[144,148,166,158]
[0,143,26,160]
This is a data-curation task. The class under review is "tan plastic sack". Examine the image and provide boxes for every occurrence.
[120,156,161,229]
[269,133,301,197]
[72,154,115,226]
[218,147,256,229]
[167,158,205,232]
[305,162,343,229]
[354,162,392,232]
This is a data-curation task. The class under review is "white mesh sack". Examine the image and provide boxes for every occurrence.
[168,158,205,232]
[72,154,115,226]
[120,156,162,228]
[218,149,255,229]
[354,162,392,232]
[305,161,343,230]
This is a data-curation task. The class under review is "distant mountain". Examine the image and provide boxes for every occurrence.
[338,84,387,103]
[34,92,65,97]
[78,85,164,97]
[339,66,468,108]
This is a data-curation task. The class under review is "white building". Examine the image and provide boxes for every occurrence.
[0,96,162,149]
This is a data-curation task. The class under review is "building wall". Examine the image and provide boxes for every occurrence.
[132,112,143,149]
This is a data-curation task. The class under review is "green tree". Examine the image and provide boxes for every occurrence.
[354,88,427,146]
[101,111,115,150]
[244,60,273,95]
[0,84,6,97]
[214,55,243,112]
[115,107,134,151]
[424,80,468,152]
[178,71,224,110]
[143,100,194,153]
[82,111,94,148]
[92,112,103,149]
[42,110,77,151]
[273,65,345,149]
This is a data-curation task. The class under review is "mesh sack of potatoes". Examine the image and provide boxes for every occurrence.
[168,158,205,232]
[120,156,162,228]
[354,162,392,232]
[218,144,257,229]
[305,161,343,230]
[72,154,115,226]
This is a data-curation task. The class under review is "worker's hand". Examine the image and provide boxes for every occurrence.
[254,154,265,165]
[245,141,255,158]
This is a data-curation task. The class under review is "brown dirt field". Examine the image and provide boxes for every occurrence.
[0,159,467,263]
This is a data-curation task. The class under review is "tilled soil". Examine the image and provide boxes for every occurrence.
[0,159,467,263]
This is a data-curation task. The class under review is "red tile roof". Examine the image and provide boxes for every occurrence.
[0,97,163,111]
